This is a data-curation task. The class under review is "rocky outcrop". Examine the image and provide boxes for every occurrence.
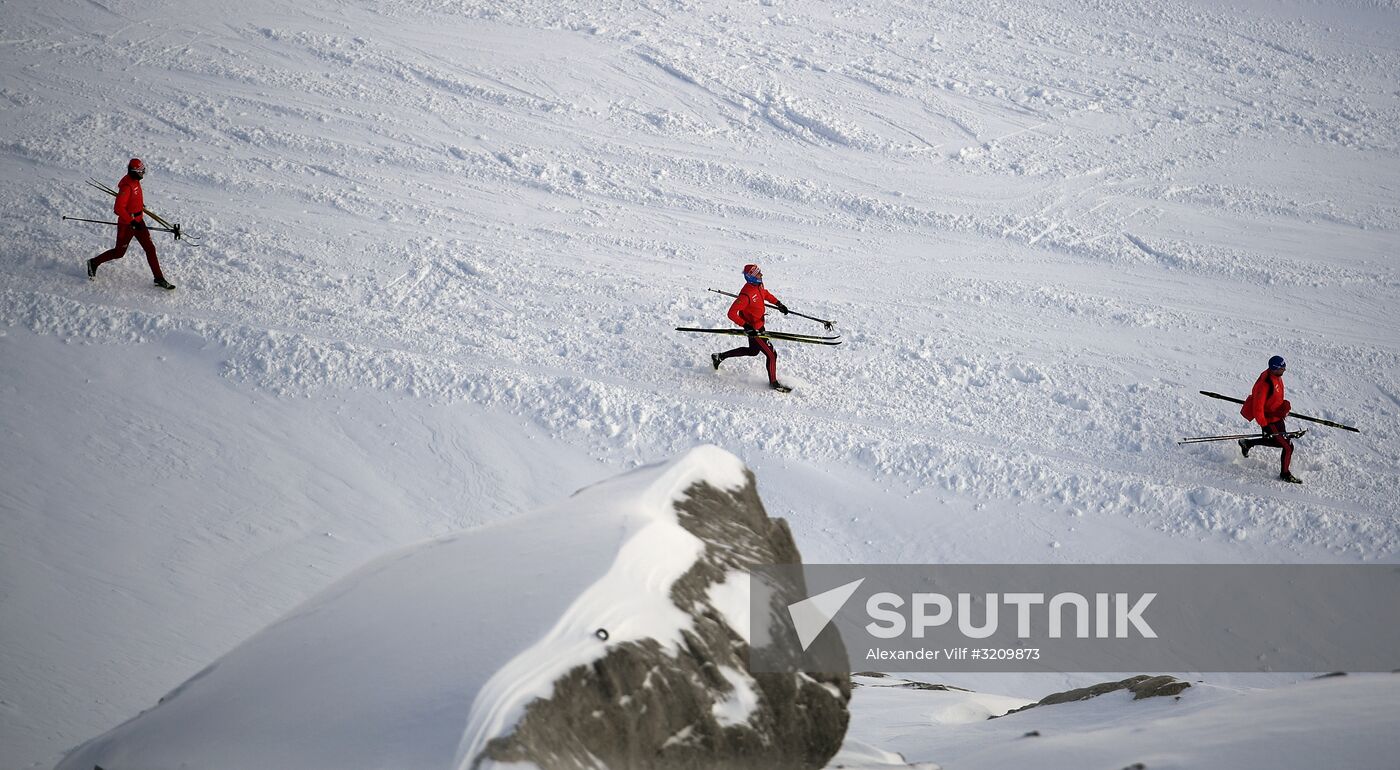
[993,675,1190,718]
[479,472,851,770]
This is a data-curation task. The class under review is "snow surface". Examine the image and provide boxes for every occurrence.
[710,665,761,729]
[832,673,1400,769]
[52,446,742,770]
[1,0,1398,766]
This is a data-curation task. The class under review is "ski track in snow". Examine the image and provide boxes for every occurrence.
[1,0,1398,766]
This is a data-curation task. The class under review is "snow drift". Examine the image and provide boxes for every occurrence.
[55,445,850,770]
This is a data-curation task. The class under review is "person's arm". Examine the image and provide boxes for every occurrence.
[765,289,788,314]
[113,184,131,219]
[1247,377,1269,425]
[114,183,141,224]
[727,295,748,326]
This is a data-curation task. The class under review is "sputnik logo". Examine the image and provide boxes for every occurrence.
[788,579,864,651]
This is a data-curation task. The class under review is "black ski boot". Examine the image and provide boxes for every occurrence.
[1237,439,1251,458]
[87,258,97,280]
[769,381,792,393]
[1279,472,1302,484]
[711,353,722,371]
[154,277,176,291]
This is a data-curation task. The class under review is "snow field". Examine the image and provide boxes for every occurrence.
[1,0,1398,766]
[835,673,1400,769]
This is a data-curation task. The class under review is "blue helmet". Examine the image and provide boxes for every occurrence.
[1268,355,1286,371]
[742,263,763,285]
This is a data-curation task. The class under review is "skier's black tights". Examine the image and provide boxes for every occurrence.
[718,336,778,384]
[1243,419,1294,475]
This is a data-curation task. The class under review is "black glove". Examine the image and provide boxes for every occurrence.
[776,302,789,315]
[743,324,759,337]
[131,218,146,230]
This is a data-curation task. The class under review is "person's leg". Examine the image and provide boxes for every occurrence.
[756,337,778,383]
[1265,419,1294,475]
[134,225,164,281]
[1242,420,1279,451]
[718,337,761,361]
[91,223,134,269]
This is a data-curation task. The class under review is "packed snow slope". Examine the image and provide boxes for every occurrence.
[1,0,1398,766]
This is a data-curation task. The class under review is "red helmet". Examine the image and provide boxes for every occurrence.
[742,263,762,285]
[128,158,145,176]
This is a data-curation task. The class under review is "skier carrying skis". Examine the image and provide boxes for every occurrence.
[711,263,792,392]
[87,158,175,290]
[1238,355,1301,484]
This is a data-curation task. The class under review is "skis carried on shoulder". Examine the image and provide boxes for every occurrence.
[675,327,843,346]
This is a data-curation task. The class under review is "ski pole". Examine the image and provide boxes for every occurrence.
[1198,391,1360,433]
[62,214,180,235]
[675,326,841,341]
[674,327,842,346]
[1178,429,1306,445]
[707,288,836,331]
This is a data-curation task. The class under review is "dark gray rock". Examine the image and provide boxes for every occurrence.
[992,675,1191,719]
[852,675,970,692]
[479,473,851,770]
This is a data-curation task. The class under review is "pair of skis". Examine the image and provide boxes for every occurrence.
[675,326,842,346]
[1179,429,1306,446]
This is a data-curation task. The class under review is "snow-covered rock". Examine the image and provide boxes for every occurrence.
[992,674,1191,717]
[55,445,848,770]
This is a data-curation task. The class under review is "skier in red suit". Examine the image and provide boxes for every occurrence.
[88,158,174,290]
[711,264,792,392]
[1238,355,1301,483]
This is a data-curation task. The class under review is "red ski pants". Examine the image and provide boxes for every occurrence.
[93,221,164,280]
[719,335,778,384]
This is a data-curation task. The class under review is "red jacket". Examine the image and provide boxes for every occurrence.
[1241,370,1289,425]
[113,174,144,223]
[728,283,779,329]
